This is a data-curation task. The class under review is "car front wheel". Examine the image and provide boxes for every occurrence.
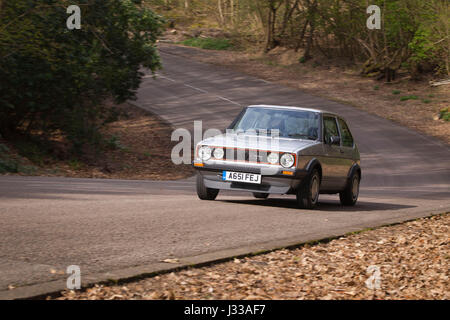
[196,173,219,200]
[296,169,320,209]
[339,171,360,206]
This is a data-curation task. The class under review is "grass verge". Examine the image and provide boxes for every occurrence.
[181,37,232,50]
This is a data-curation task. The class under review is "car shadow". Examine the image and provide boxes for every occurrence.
[219,197,416,212]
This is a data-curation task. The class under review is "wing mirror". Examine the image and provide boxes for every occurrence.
[329,135,340,145]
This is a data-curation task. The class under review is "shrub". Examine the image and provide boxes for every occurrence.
[439,108,450,121]
[0,0,164,154]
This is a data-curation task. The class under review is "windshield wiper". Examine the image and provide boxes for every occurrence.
[288,133,317,140]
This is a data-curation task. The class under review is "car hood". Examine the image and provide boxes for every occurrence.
[199,133,317,153]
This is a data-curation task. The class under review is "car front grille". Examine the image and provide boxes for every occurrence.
[211,147,273,165]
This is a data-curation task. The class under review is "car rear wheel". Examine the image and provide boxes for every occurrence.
[196,173,219,200]
[296,169,320,209]
[339,171,360,206]
[253,192,269,199]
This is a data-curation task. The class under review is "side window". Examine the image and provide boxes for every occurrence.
[323,116,339,144]
[338,118,354,148]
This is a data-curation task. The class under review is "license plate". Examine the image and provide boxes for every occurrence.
[222,171,261,184]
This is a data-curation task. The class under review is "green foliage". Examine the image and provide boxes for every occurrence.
[400,95,419,101]
[69,159,82,170]
[14,139,48,166]
[182,37,232,50]
[392,90,401,95]
[439,108,450,121]
[0,157,18,173]
[152,0,449,77]
[0,143,16,173]
[0,142,38,173]
[0,0,164,153]
[409,27,434,62]
[408,1,449,75]
[22,165,38,174]
[105,135,126,150]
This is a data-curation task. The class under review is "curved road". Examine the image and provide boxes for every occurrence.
[1,44,449,299]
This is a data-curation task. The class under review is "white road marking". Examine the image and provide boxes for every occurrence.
[148,73,176,82]
[216,95,241,106]
[184,84,208,93]
[151,74,242,106]
[183,84,241,105]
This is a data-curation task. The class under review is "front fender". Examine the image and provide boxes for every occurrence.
[304,158,322,179]
[347,163,361,180]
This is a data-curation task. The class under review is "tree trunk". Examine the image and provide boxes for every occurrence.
[303,0,317,60]
[280,0,299,38]
[295,19,309,52]
[218,0,224,26]
[264,1,281,52]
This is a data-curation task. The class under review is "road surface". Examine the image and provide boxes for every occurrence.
[1,45,449,299]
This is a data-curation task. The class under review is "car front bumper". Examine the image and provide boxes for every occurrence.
[193,161,308,194]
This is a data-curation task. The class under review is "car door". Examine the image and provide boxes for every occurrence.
[320,115,344,190]
[337,118,356,178]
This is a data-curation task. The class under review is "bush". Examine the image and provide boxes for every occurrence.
[0,157,18,173]
[439,108,450,121]
[0,0,164,153]
[0,144,19,173]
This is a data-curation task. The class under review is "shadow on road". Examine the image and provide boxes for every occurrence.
[220,198,416,212]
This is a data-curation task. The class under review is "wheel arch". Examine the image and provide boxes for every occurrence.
[347,163,361,180]
[305,158,322,182]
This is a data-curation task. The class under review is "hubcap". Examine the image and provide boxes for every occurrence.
[352,176,359,200]
[311,176,319,202]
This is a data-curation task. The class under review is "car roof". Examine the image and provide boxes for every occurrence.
[247,104,338,117]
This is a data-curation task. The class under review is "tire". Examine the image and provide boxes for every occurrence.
[253,192,269,199]
[339,171,360,206]
[196,173,219,200]
[296,169,320,209]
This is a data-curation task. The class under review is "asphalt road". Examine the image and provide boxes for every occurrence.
[1,44,449,299]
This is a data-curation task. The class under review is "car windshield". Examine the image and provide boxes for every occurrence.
[231,107,320,140]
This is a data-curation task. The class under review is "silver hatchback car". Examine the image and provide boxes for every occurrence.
[193,105,361,209]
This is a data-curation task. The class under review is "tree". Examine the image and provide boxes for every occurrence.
[0,0,163,151]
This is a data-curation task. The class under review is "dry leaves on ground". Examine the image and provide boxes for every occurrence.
[57,213,449,300]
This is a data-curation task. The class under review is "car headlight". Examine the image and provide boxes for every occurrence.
[213,148,224,159]
[280,153,295,168]
[198,146,212,161]
[267,152,279,165]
